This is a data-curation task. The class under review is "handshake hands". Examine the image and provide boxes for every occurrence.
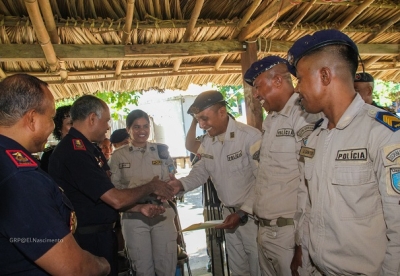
[148,174,184,202]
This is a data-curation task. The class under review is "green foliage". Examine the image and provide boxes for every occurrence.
[374,80,400,110]
[55,97,76,108]
[96,91,142,120]
[213,85,244,117]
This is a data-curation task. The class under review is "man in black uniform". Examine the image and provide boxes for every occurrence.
[0,74,110,275]
[49,95,173,276]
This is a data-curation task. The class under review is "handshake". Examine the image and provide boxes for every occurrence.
[148,174,184,202]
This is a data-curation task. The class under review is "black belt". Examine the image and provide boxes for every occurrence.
[75,223,115,235]
[258,217,294,227]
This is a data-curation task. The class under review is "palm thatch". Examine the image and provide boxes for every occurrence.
[0,0,399,100]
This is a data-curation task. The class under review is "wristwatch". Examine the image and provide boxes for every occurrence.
[236,210,248,225]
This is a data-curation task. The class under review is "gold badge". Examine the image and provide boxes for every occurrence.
[70,211,77,234]
[6,150,37,168]
[152,160,162,165]
[299,147,315,158]
[72,139,86,150]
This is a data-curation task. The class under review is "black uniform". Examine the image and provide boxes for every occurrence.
[48,127,119,276]
[40,145,55,173]
[0,135,73,275]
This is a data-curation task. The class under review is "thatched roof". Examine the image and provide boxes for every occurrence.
[0,0,399,100]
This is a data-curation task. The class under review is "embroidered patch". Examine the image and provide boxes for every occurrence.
[375,111,400,132]
[336,148,367,161]
[227,150,242,161]
[297,124,314,139]
[230,132,235,138]
[201,153,214,159]
[72,139,86,150]
[386,148,400,162]
[157,144,169,159]
[389,168,400,195]
[299,147,315,158]
[119,163,131,169]
[5,150,37,167]
[276,128,294,137]
[152,160,162,165]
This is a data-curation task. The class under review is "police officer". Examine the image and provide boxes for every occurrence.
[354,72,383,107]
[110,128,130,149]
[40,105,72,172]
[244,56,321,276]
[109,109,177,276]
[0,74,110,275]
[288,29,400,275]
[168,90,262,276]
[48,95,173,276]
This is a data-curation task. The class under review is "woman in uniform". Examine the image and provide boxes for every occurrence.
[109,109,177,276]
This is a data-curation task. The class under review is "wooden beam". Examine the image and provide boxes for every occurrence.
[238,0,294,41]
[230,0,262,39]
[0,40,398,62]
[338,0,375,31]
[215,54,227,70]
[282,0,316,41]
[38,0,60,44]
[241,42,263,130]
[298,0,400,9]
[367,11,400,42]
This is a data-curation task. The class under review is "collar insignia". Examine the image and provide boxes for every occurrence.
[375,112,400,132]
[6,150,37,167]
[72,139,86,150]
[230,132,235,139]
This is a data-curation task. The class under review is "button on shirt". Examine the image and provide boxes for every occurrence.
[0,135,71,275]
[254,93,321,225]
[48,127,118,227]
[180,117,261,214]
[303,94,400,275]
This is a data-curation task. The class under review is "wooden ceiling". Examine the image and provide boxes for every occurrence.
[0,0,399,100]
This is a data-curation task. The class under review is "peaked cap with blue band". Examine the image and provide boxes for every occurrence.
[187,90,226,115]
[287,29,359,76]
[244,56,289,86]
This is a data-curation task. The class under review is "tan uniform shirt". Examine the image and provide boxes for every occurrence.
[180,117,261,214]
[254,93,321,224]
[302,94,400,275]
[109,142,175,190]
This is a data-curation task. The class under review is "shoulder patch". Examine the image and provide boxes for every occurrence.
[157,144,170,159]
[375,111,400,132]
[72,139,86,150]
[6,150,37,168]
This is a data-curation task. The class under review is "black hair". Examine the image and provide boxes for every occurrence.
[0,74,49,126]
[70,95,106,122]
[53,105,71,140]
[126,109,150,129]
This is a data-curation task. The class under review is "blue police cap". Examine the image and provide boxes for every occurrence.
[244,56,288,86]
[187,90,226,115]
[110,128,129,144]
[287,29,359,75]
[354,72,374,82]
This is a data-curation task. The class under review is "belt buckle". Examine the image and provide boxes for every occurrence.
[276,217,286,227]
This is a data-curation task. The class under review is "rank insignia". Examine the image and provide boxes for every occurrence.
[6,150,37,168]
[230,132,235,139]
[375,112,400,132]
[70,211,78,234]
[72,139,86,150]
[95,156,104,168]
[299,147,315,158]
[152,160,162,165]
[389,168,400,195]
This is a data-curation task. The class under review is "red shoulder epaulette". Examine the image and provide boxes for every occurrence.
[72,139,86,150]
[6,150,37,168]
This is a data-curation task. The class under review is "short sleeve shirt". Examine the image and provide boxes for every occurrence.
[0,135,71,275]
[48,127,118,227]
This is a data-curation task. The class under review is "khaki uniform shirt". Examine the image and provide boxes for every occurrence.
[180,117,261,214]
[302,94,400,275]
[253,94,321,231]
[109,142,175,190]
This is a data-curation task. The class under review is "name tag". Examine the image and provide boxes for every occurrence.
[152,160,162,165]
[227,150,242,161]
[276,128,294,137]
[119,163,131,169]
[299,147,315,158]
[336,148,367,161]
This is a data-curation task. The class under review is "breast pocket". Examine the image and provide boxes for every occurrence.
[228,155,250,174]
[270,138,298,175]
[332,163,381,220]
[204,158,215,173]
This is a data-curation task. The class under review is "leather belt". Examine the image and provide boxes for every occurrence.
[258,217,294,227]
